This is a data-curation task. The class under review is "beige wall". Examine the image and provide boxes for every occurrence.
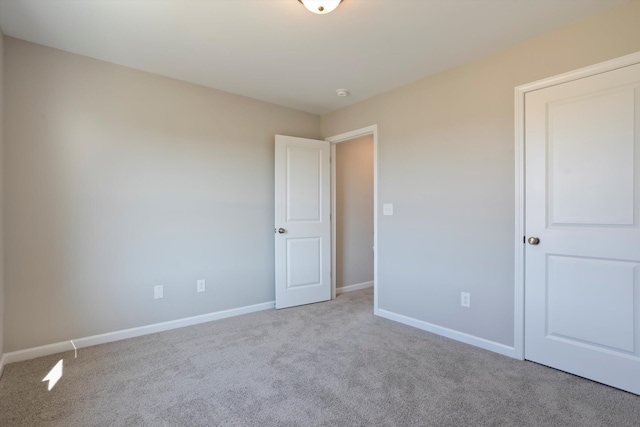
[0,31,4,358]
[3,38,320,352]
[321,1,640,346]
[3,1,639,355]
[335,135,373,290]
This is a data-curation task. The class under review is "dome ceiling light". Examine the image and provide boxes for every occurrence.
[298,0,343,15]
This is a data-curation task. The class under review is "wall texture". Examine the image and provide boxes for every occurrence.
[0,31,4,359]
[3,38,320,352]
[335,135,373,290]
[321,1,640,347]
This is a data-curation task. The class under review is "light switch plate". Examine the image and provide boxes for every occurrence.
[383,203,394,216]
[154,285,164,299]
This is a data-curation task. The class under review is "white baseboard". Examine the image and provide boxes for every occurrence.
[336,281,373,295]
[2,300,275,366]
[376,309,517,358]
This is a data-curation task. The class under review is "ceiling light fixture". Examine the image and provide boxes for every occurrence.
[336,89,349,97]
[298,0,343,15]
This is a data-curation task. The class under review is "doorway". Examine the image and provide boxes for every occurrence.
[326,125,379,313]
[334,135,374,297]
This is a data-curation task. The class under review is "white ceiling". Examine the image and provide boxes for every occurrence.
[0,0,628,114]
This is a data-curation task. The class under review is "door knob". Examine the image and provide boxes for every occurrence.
[277,228,286,234]
[528,237,540,245]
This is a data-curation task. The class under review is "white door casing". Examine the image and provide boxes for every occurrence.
[326,124,378,310]
[524,62,640,394]
[275,135,331,309]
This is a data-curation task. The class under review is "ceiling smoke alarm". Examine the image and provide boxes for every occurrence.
[336,89,350,97]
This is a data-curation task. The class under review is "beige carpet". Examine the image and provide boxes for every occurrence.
[0,288,638,426]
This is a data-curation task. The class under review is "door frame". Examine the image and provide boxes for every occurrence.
[514,51,640,360]
[326,125,379,314]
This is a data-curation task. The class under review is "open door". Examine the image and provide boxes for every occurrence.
[524,62,640,394]
[275,135,331,309]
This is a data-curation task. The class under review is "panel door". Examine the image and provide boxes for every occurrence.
[525,62,640,394]
[275,135,331,309]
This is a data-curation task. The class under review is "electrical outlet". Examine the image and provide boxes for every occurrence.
[154,285,164,299]
[460,292,471,307]
[383,203,394,216]
[197,279,206,293]
[461,292,470,308]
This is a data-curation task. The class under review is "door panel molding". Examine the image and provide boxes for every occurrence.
[275,135,331,309]
[514,51,640,361]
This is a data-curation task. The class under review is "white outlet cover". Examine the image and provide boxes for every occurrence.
[461,292,470,308]
[197,279,206,293]
[383,203,394,216]
[154,285,164,299]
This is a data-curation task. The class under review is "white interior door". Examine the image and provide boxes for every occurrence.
[524,63,640,394]
[275,135,331,309]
